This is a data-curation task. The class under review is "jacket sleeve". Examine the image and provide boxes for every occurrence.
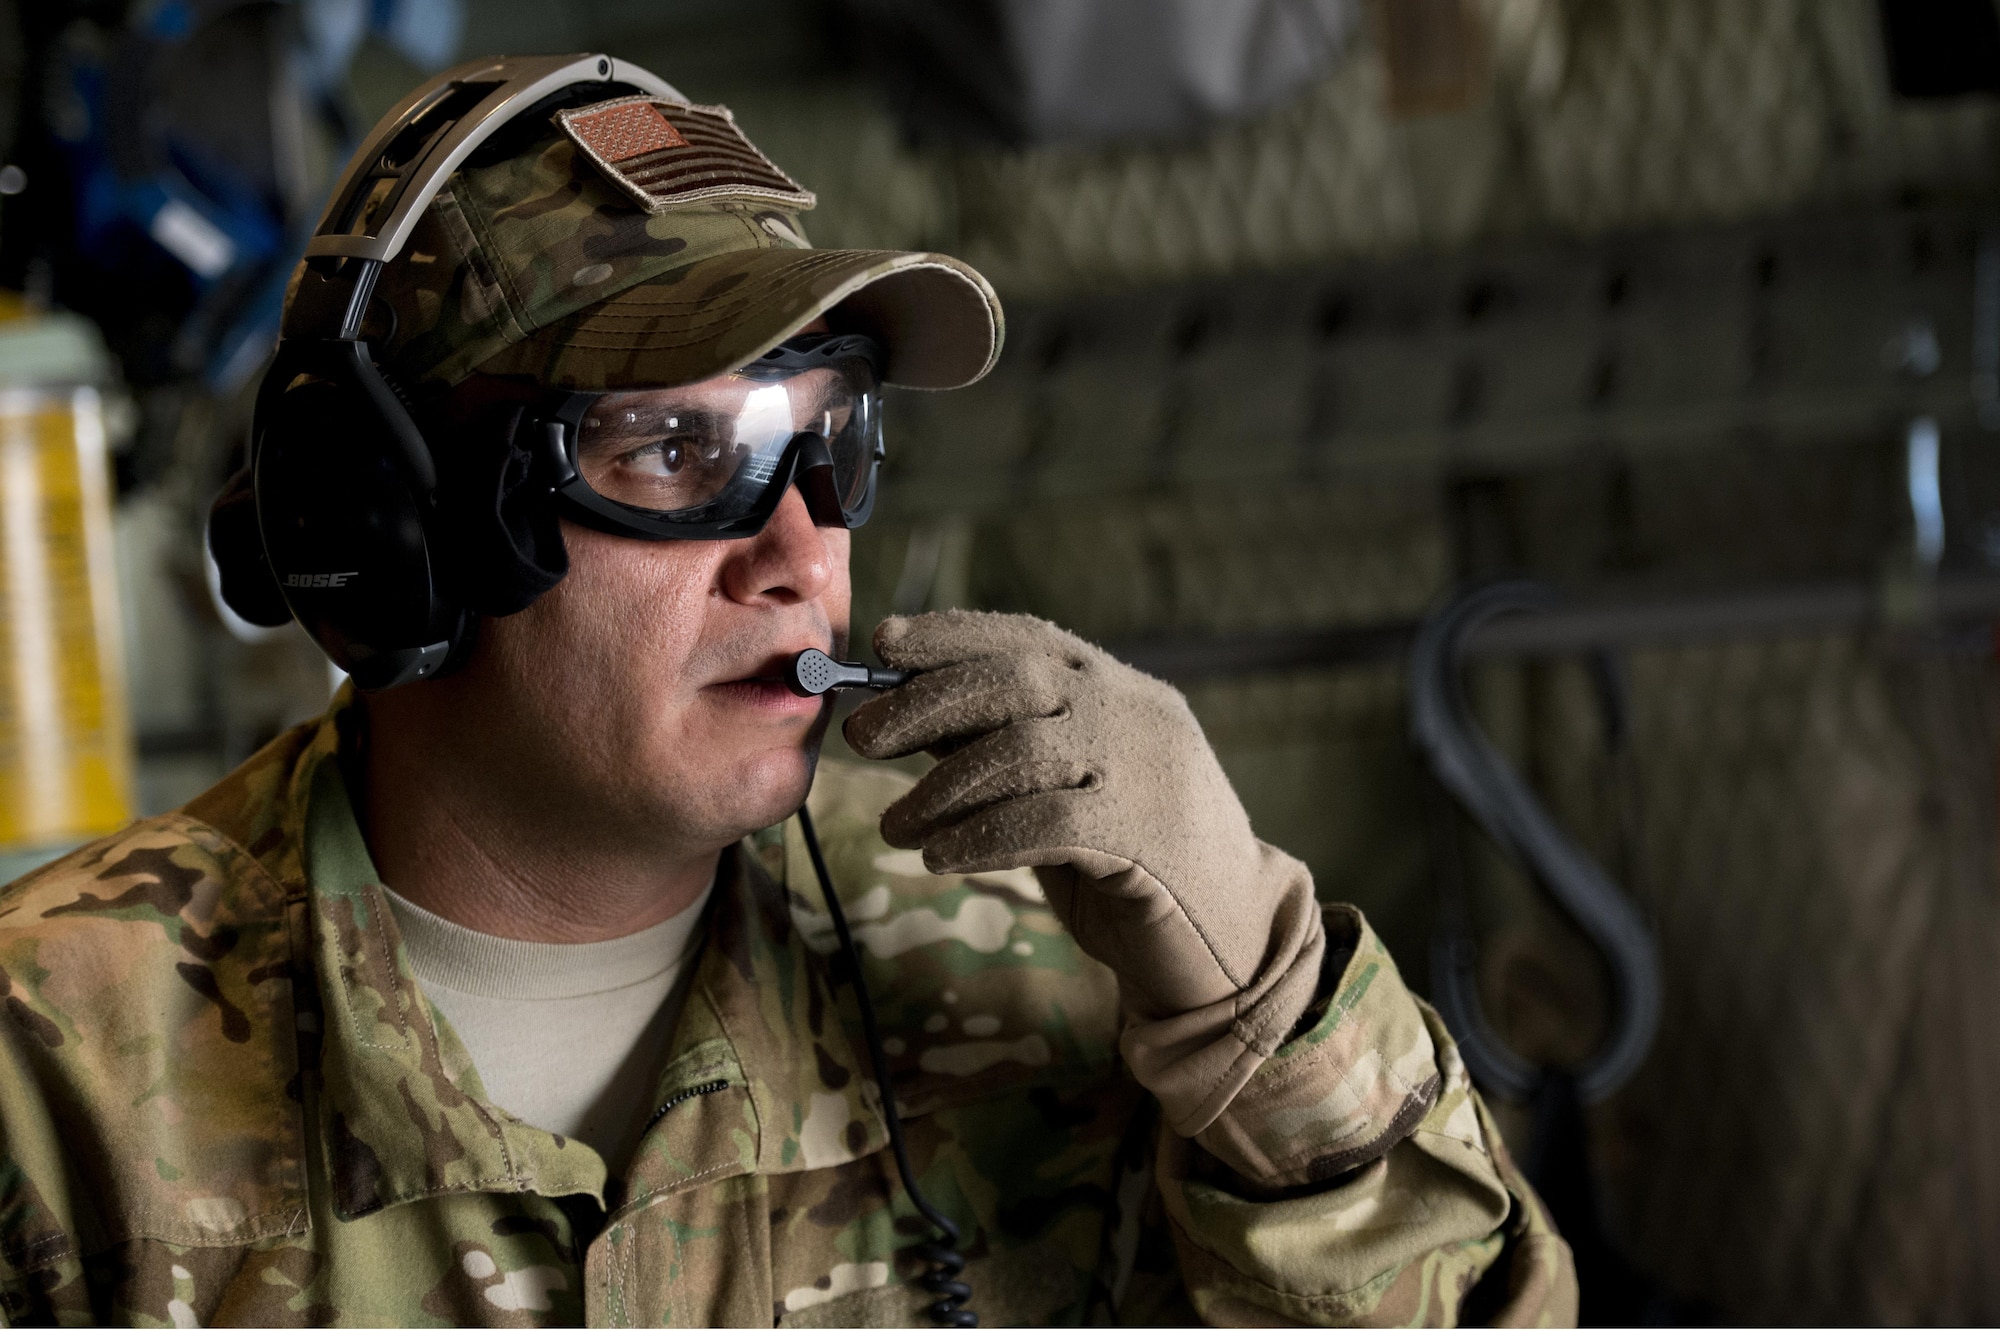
[0,998,95,1326]
[1156,905,1579,1327]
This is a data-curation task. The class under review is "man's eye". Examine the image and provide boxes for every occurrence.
[628,439,687,474]
[625,436,730,475]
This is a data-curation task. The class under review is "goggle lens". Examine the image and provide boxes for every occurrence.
[570,351,880,526]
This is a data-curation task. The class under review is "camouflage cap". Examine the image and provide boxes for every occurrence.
[355,94,1003,393]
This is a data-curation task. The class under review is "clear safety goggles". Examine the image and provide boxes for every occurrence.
[539,333,885,540]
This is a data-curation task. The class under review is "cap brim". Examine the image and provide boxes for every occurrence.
[470,246,1004,391]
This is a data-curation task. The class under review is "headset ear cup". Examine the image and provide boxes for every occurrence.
[433,404,568,616]
[257,372,458,689]
[206,464,294,627]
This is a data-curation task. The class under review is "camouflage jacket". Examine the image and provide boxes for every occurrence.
[0,703,1575,1326]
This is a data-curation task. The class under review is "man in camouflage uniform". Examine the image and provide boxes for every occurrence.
[0,59,1576,1328]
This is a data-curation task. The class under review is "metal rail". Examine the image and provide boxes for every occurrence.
[1107,573,2000,681]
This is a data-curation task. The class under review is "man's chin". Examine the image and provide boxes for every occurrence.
[691,737,824,842]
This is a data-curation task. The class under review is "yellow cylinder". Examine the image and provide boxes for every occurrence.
[0,386,134,851]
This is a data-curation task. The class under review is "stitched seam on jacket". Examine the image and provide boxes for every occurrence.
[1295,1073,1443,1181]
[343,881,409,1051]
[1216,1059,1437,1179]
[1163,1209,1418,1307]
[6,1207,317,1276]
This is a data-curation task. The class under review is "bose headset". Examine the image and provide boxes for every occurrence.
[207,54,683,691]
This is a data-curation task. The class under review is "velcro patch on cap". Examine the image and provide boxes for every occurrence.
[556,96,817,215]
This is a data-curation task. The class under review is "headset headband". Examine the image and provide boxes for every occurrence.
[231,53,685,691]
[284,53,682,342]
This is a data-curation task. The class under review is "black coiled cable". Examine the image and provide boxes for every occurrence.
[797,805,978,1327]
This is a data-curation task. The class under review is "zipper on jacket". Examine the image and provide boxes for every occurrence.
[645,1078,729,1129]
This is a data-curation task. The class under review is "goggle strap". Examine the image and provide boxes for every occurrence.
[736,332,884,381]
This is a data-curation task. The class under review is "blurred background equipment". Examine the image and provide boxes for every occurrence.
[1878,0,2000,97]
[8,0,2000,1322]
[0,0,462,850]
[1409,578,1667,1322]
[0,292,132,878]
[845,0,1360,146]
[1409,579,1660,1110]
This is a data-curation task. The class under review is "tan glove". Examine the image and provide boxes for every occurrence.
[842,610,1327,1136]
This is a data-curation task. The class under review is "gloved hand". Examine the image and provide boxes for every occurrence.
[842,610,1328,1136]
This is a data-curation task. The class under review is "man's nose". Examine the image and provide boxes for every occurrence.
[717,483,836,606]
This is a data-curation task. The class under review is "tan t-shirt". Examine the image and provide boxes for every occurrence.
[382,883,713,1171]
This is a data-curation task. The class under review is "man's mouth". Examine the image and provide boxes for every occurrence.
[704,647,831,716]
[707,677,820,706]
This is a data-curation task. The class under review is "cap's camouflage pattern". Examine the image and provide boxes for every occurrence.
[343,97,1002,394]
[0,696,1575,1326]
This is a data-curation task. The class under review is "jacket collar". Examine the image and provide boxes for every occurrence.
[300,743,608,1216]
[285,702,886,1221]
[617,812,888,1212]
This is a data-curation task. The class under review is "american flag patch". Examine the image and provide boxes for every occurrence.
[555,96,817,215]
